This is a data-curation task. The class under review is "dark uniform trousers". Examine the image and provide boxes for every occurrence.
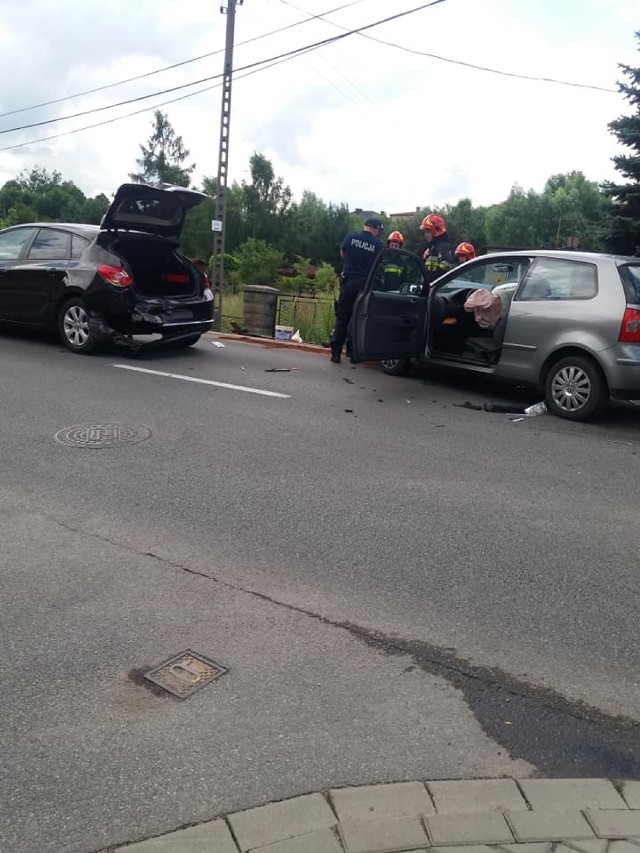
[330,275,365,357]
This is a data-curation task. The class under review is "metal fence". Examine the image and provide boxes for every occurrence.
[219,290,336,341]
[275,293,335,330]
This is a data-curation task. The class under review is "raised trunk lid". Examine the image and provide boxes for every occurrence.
[100,183,207,239]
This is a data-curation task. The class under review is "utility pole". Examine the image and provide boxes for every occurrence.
[211,0,243,331]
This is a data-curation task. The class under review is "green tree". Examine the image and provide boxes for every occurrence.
[0,167,108,226]
[484,185,545,249]
[18,167,63,193]
[80,194,110,225]
[242,152,292,244]
[314,261,339,293]
[285,190,350,267]
[542,172,611,251]
[180,177,247,259]
[234,237,284,287]
[603,32,640,255]
[0,203,38,228]
[130,110,195,187]
[440,198,488,254]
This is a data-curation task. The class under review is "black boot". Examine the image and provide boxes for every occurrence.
[330,345,341,364]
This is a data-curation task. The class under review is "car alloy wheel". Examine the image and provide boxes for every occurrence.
[544,355,607,421]
[58,298,97,354]
[64,304,90,347]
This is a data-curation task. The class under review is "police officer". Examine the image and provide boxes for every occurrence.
[330,216,384,363]
[420,213,454,284]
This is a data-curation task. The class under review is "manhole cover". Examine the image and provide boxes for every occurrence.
[143,650,228,699]
[54,423,151,448]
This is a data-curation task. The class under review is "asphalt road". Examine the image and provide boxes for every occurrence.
[1,328,639,853]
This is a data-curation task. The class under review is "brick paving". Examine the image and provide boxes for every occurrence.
[112,778,640,852]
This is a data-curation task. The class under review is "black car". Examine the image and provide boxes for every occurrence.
[0,183,214,353]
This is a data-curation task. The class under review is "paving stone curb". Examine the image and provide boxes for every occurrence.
[111,779,640,853]
[212,332,327,356]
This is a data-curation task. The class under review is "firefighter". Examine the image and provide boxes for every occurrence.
[387,230,404,249]
[420,213,454,284]
[383,230,405,290]
[454,242,476,264]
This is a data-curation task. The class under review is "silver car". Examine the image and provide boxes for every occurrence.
[350,248,640,421]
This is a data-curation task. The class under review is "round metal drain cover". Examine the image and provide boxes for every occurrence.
[54,423,152,448]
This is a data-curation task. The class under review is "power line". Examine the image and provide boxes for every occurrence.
[278,0,618,94]
[0,0,367,121]
[0,0,447,137]
[263,0,379,108]
[0,40,344,153]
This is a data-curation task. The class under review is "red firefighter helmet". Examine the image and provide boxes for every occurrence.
[419,213,446,237]
[454,241,476,261]
[386,230,404,246]
[420,213,447,237]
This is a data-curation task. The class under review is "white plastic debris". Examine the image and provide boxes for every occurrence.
[291,329,303,343]
[524,401,547,416]
[212,341,226,348]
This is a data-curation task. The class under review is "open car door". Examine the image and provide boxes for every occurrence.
[350,248,428,362]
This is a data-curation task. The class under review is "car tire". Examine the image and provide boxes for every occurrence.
[544,355,608,421]
[168,334,201,348]
[381,358,410,376]
[58,297,98,354]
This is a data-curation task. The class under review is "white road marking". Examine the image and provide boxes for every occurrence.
[112,364,291,398]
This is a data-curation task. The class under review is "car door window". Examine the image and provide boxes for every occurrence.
[438,259,529,294]
[516,257,597,301]
[370,250,425,294]
[0,228,36,260]
[28,229,70,260]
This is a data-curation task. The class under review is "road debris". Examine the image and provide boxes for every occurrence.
[212,341,226,348]
[343,377,354,384]
[344,408,354,413]
[524,401,547,416]
[483,402,516,413]
[454,401,483,411]
[264,367,299,372]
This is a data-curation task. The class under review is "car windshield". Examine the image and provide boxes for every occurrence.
[620,264,640,303]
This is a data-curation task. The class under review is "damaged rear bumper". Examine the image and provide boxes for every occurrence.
[90,292,214,343]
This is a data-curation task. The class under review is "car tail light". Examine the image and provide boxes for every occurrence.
[619,307,640,343]
[98,264,133,287]
[203,273,210,289]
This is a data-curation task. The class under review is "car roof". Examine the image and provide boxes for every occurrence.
[4,222,100,239]
[484,249,639,264]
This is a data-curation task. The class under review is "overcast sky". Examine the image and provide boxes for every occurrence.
[0,0,637,214]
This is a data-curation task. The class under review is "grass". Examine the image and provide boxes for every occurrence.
[220,292,244,333]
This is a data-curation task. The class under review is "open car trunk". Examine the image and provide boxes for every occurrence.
[103,234,199,298]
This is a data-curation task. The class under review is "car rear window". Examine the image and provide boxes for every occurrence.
[517,257,597,301]
[28,229,70,260]
[619,264,640,304]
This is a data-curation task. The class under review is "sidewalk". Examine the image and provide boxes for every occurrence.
[113,778,640,852]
